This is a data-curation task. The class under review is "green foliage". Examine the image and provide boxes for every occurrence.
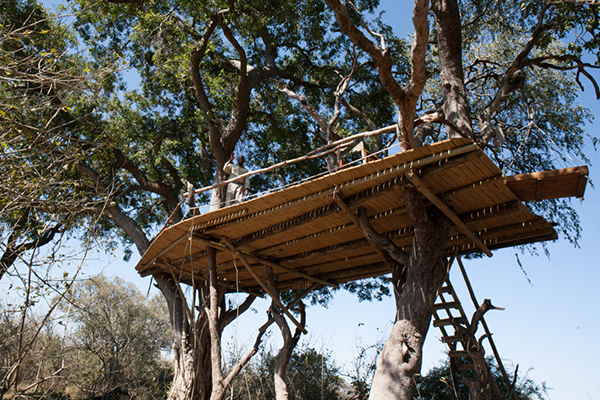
[420,0,598,246]
[62,275,172,399]
[0,0,124,258]
[414,358,549,400]
[228,345,345,400]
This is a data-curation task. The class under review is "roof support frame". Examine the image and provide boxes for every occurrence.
[140,260,264,296]
[215,200,530,286]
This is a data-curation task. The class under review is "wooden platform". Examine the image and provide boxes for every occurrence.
[135,139,588,293]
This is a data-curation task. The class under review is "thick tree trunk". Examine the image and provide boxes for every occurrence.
[369,188,452,400]
[272,325,294,400]
[272,301,305,400]
[431,0,473,139]
[168,334,208,400]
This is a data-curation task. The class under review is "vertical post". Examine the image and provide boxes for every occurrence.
[187,182,199,216]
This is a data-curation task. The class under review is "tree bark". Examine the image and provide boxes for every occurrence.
[154,273,213,400]
[431,0,474,140]
[265,268,306,400]
[368,188,452,400]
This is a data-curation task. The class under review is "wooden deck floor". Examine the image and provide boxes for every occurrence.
[135,138,588,293]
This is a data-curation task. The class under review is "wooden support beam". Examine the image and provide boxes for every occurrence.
[332,192,395,271]
[150,260,263,297]
[405,169,493,257]
[231,204,340,248]
[440,175,504,201]
[246,262,389,292]
[259,222,354,256]
[242,253,339,288]
[221,238,308,334]
[275,200,519,268]
[260,205,407,257]
[418,149,481,177]
[236,252,384,288]
[445,218,555,255]
[138,233,190,273]
[189,235,339,288]
[455,201,521,223]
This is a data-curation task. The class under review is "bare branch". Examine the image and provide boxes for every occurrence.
[219,294,256,330]
[526,54,600,98]
[324,0,406,105]
[276,81,329,143]
[190,19,221,157]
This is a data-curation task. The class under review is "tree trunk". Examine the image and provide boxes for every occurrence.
[263,267,306,400]
[369,188,452,400]
[273,342,293,400]
[431,0,473,139]
[154,273,214,400]
[272,301,305,400]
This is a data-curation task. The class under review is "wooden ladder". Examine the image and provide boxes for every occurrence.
[433,258,516,400]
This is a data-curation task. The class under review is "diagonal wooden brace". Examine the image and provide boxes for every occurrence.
[221,237,308,334]
[191,234,338,288]
[405,169,493,257]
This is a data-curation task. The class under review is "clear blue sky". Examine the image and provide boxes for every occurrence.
[41,0,600,398]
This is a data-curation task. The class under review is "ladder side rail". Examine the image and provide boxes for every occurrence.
[457,257,517,400]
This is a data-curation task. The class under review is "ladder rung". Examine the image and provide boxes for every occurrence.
[441,335,463,343]
[433,301,461,310]
[456,363,475,372]
[433,317,467,327]
[449,350,470,358]
[438,285,452,294]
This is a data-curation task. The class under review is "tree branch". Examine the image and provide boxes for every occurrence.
[479,4,554,145]
[355,207,410,267]
[219,294,256,330]
[525,54,600,98]
[324,0,406,105]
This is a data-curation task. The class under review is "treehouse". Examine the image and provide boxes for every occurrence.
[134,137,588,399]
[135,138,587,294]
